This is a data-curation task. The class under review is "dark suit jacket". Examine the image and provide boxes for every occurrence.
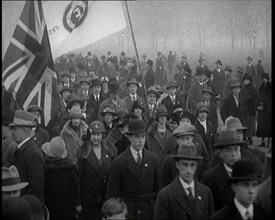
[123,94,145,113]
[154,177,215,220]
[202,163,234,211]
[161,95,185,116]
[220,93,246,124]
[210,201,271,220]
[87,94,106,117]
[212,69,226,96]
[106,147,160,220]
[13,138,44,202]
[144,102,158,125]
[206,101,218,133]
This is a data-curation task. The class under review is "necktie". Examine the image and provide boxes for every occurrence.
[245,210,252,220]
[132,96,134,102]
[97,96,99,103]
[137,152,142,165]
[187,187,195,203]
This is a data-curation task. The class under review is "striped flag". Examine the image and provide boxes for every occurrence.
[2,0,60,127]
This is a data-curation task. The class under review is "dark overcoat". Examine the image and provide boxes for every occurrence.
[154,177,215,220]
[160,94,185,116]
[242,83,257,117]
[43,157,78,220]
[212,69,226,97]
[106,147,160,220]
[87,94,106,117]
[210,201,271,220]
[124,95,145,113]
[144,67,156,89]
[206,101,218,133]
[13,138,44,202]
[188,80,204,114]
[201,163,234,211]
[33,126,50,149]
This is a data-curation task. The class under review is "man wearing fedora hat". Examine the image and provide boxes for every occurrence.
[59,86,73,113]
[101,76,110,98]
[202,129,246,211]
[144,59,156,89]
[210,158,270,219]
[212,59,226,101]
[144,86,160,124]
[222,65,234,99]
[245,55,258,89]
[9,110,44,202]
[220,79,246,125]
[106,119,160,220]
[123,76,145,113]
[79,76,92,100]
[156,52,165,87]
[154,143,214,220]
[98,79,128,121]
[61,71,73,88]
[256,59,265,90]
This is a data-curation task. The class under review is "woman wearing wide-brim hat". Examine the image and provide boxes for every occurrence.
[42,136,77,220]
[100,106,117,136]
[77,121,116,220]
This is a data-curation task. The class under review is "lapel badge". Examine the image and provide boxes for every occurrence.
[145,163,148,167]
[197,196,202,200]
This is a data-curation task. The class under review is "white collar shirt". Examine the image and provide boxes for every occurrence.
[217,68,220,73]
[17,137,31,149]
[169,95,176,102]
[233,95,239,107]
[179,177,195,197]
[130,94,137,101]
[234,198,253,219]
[149,104,155,111]
[94,94,99,101]
[223,162,233,177]
[130,146,142,162]
[198,118,207,133]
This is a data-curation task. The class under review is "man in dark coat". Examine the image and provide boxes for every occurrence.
[154,143,214,220]
[256,59,265,90]
[10,110,44,202]
[167,50,175,75]
[144,59,156,89]
[155,52,165,87]
[202,129,246,211]
[220,80,246,125]
[106,120,160,220]
[211,59,225,101]
[210,159,270,219]
[245,56,258,89]
[143,86,160,125]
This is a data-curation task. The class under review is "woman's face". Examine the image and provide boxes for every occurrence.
[90,133,103,145]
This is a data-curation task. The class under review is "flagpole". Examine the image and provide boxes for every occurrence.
[124,1,147,96]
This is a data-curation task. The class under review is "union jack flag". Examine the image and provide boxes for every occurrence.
[2,0,60,127]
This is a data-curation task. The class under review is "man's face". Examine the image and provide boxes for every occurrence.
[198,111,207,122]
[176,135,194,147]
[216,64,221,69]
[232,180,259,209]
[128,133,146,151]
[81,82,90,92]
[243,79,250,86]
[57,82,63,92]
[71,118,81,127]
[133,108,142,117]
[128,84,138,95]
[236,130,244,141]
[104,113,114,125]
[147,93,157,105]
[92,85,101,95]
[63,76,70,83]
[102,82,108,90]
[62,91,71,100]
[10,126,29,144]
[232,87,241,96]
[220,145,241,167]
[90,133,102,145]
[158,116,167,125]
[30,111,40,121]
[202,92,211,101]
[197,74,206,83]
[168,87,177,96]
[247,59,252,64]
[176,159,198,184]
[70,72,76,79]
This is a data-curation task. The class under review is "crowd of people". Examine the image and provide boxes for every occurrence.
[2,50,272,220]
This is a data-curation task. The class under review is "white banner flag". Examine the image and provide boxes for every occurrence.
[43,1,127,60]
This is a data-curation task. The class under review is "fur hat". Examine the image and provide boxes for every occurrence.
[224,116,248,131]
[69,106,84,119]
[214,129,246,149]
[42,137,68,159]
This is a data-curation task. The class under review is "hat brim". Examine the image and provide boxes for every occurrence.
[127,82,139,87]
[166,85,177,90]
[147,91,160,98]
[125,130,146,136]
[42,142,68,158]
[2,182,29,192]
[227,174,260,185]
[173,132,195,137]
[214,141,246,149]
[100,111,117,117]
[172,155,203,161]
[156,113,169,118]
[9,123,36,128]
[202,90,213,95]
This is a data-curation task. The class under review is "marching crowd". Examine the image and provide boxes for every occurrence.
[2,50,272,220]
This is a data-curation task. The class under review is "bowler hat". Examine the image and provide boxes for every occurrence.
[224,116,247,131]
[227,158,260,185]
[236,66,244,74]
[79,76,90,85]
[127,77,139,87]
[131,100,145,112]
[262,73,270,80]
[42,137,68,159]
[100,106,117,117]
[230,80,241,89]
[66,93,84,109]
[155,105,169,119]
[172,143,203,161]
[215,60,222,66]
[109,80,120,93]
[195,102,209,115]
[27,105,43,114]
[91,78,102,87]
[9,110,36,127]
[173,124,196,137]
[247,56,253,61]
[2,166,29,192]
[179,111,195,124]
[147,86,160,99]
[224,65,232,72]
[202,86,213,95]
[214,129,246,149]
[147,59,153,67]
[2,108,15,126]
[69,106,84,119]
[60,86,73,95]
[89,121,105,133]
[166,81,178,90]
[125,119,146,135]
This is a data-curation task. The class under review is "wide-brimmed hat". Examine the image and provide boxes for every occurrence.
[166,81,178,90]
[9,110,36,127]
[215,60,222,66]
[214,129,246,149]
[125,119,146,135]
[2,108,15,126]
[172,143,203,161]
[179,111,195,124]
[89,121,105,133]
[247,56,253,61]
[224,116,248,131]
[230,80,241,89]
[202,86,213,95]
[109,80,120,93]
[173,124,196,137]
[227,158,260,185]
[42,137,68,159]
[91,78,102,87]
[242,73,253,82]
[147,86,160,99]
[100,106,117,117]
[59,86,73,95]
[2,166,29,192]
[131,100,145,112]
[66,93,84,109]
[236,66,244,74]
[224,65,232,72]
[27,105,43,115]
[127,77,139,87]
[69,106,84,119]
[262,73,270,80]
[155,105,169,119]
[79,76,91,85]
[195,102,209,115]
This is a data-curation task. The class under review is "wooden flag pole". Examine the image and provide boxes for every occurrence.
[124,1,147,97]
